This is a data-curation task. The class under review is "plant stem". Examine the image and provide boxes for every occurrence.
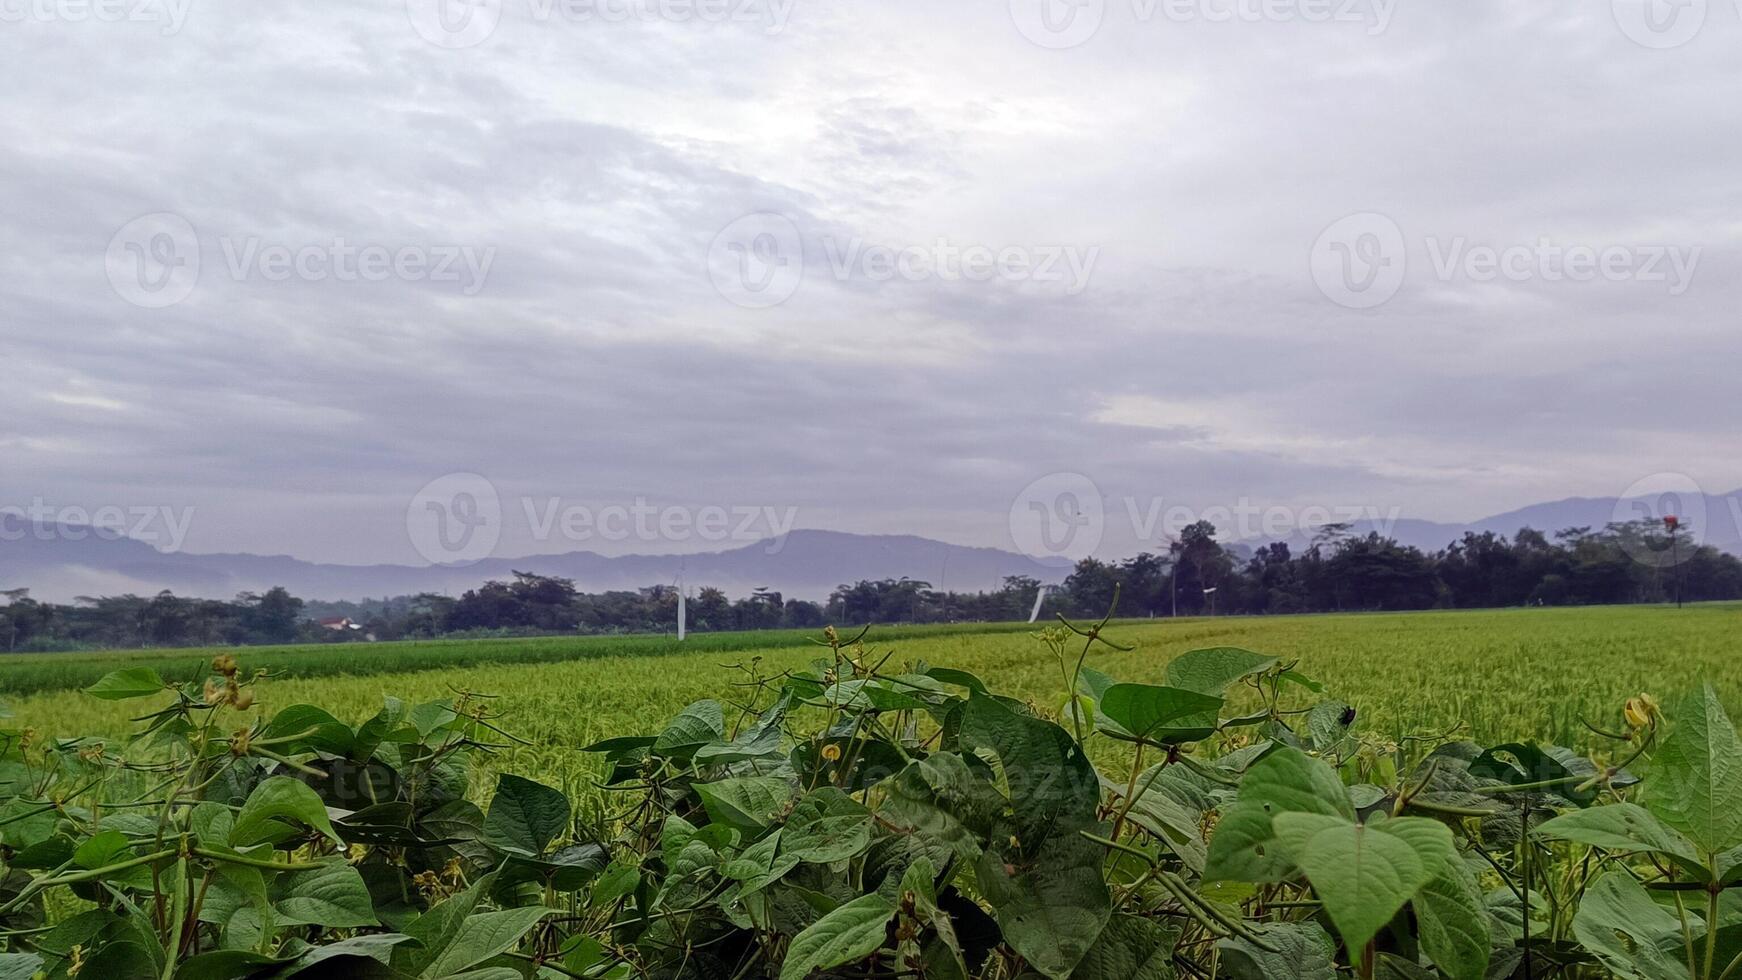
[162,853,188,980]
[1679,891,1703,980]
[192,848,330,872]
[1708,886,1722,979]
[1109,743,1145,845]
[0,848,177,915]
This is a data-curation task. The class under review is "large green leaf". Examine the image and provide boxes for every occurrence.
[1305,701,1356,753]
[398,874,492,976]
[1217,921,1338,980]
[260,704,354,757]
[85,667,165,701]
[76,941,157,980]
[1411,856,1489,980]
[1096,684,1225,746]
[177,949,288,980]
[482,773,570,857]
[1570,871,1689,980]
[815,679,929,713]
[722,829,799,896]
[693,776,794,834]
[1067,913,1178,980]
[589,859,641,909]
[1535,803,1707,879]
[652,700,724,759]
[778,894,896,980]
[0,953,44,980]
[350,697,411,761]
[1205,747,1353,883]
[1470,742,1595,806]
[924,666,991,696]
[231,776,342,847]
[419,906,553,979]
[273,934,415,978]
[958,695,1108,978]
[1114,767,1208,872]
[199,864,271,940]
[1647,685,1742,856]
[881,753,1004,859]
[73,829,142,884]
[273,860,377,928]
[958,694,1102,839]
[781,787,873,864]
[976,831,1110,979]
[1164,648,1279,696]
[694,693,790,765]
[1271,813,1453,955]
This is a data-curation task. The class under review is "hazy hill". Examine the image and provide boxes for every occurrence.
[5,489,1737,603]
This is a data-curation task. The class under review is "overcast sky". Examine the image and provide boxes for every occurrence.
[2,0,1739,566]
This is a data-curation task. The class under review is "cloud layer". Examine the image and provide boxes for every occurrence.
[2,0,1738,565]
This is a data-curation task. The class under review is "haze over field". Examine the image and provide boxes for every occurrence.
[4,2,1739,573]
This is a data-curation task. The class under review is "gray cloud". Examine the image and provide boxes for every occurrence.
[2,0,1738,567]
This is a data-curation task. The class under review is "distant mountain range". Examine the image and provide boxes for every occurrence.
[0,526,1071,604]
[4,490,1738,603]
[1261,490,1742,556]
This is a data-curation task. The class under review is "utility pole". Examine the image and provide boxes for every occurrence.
[1167,537,1180,618]
[1665,515,1683,609]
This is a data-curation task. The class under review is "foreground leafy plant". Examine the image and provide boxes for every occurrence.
[0,607,1734,980]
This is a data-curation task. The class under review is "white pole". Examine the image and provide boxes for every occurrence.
[1027,585,1048,624]
[676,573,687,641]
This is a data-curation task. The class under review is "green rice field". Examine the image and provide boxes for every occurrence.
[5,603,1739,800]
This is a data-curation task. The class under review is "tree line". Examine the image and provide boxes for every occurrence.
[1,518,1736,651]
[1056,517,1742,617]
